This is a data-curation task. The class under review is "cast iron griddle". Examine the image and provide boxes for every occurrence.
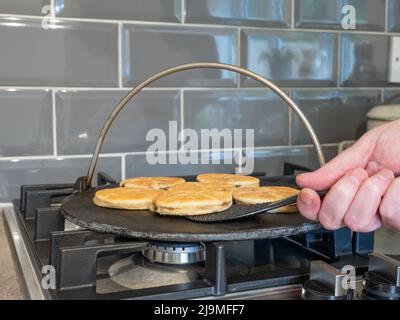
[62,188,322,242]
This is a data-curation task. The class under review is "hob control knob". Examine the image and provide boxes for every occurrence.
[302,261,354,300]
[363,253,400,300]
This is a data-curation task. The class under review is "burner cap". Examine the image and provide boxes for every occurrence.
[143,241,205,265]
[362,272,400,300]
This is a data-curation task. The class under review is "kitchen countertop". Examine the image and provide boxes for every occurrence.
[0,208,25,300]
[0,204,399,300]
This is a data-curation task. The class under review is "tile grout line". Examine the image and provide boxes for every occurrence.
[291,0,295,29]
[181,0,185,24]
[179,89,185,147]
[337,32,342,87]
[288,89,292,146]
[237,27,241,87]
[0,86,394,92]
[0,13,399,37]
[118,22,123,88]
[236,149,243,174]
[0,143,342,162]
[51,90,58,156]
[385,0,389,33]
[50,0,55,18]
[121,155,126,180]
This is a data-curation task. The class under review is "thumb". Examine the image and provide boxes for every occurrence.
[296,139,372,190]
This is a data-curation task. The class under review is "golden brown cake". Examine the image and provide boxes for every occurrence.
[93,187,165,210]
[233,186,299,213]
[120,177,185,190]
[196,173,259,187]
[153,188,233,216]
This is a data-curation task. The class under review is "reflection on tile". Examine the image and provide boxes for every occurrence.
[291,89,381,144]
[125,151,239,177]
[0,18,118,86]
[185,0,291,27]
[184,90,289,147]
[384,89,400,103]
[295,0,385,31]
[56,90,180,155]
[0,90,52,157]
[340,34,389,87]
[122,25,237,87]
[388,0,400,32]
[244,147,337,176]
[0,157,121,202]
[0,0,49,15]
[55,0,181,22]
[241,29,337,87]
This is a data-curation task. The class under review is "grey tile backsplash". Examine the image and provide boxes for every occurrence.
[388,0,400,32]
[340,34,390,87]
[0,90,53,157]
[122,25,238,87]
[125,151,239,178]
[185,0,291,28]
[55,0,181,22]
[0,0,399,201]
[184,90,289,147]
[247,146,338,176]
[0,157,121,202]
[291,89,381,144]
[0,0,49,15]
[0,18,118,86]
[56,90,180,155]
[295,0,386,31]
[241,29,338,87]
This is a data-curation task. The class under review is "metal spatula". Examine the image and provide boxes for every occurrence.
[186,190,328,223]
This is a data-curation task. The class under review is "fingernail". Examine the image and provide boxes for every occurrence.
[299,190,313,207]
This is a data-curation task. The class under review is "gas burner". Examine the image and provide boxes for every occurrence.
[142,241,205,265]
[362,253,400,300]
[100,254,201,292]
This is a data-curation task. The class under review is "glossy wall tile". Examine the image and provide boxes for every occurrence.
[56,90,181,155]
[295,0,386,31]
[0,0,49,15]
[340,34,389,87]
[0,90,53,157]
[185,0,291,27]
[291,90,381,144]
[388,0,400,32]
[55,0,181,22]
[241,29,337,87]
[0,157,121,202]
[122,25,238,87]
[0,18,118,86]
[184,90,289,147]
[244,146,338,176]
[125,151,239,177]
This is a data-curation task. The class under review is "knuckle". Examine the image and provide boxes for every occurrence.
[319,213,340,231]
[380,205,400,229]
[363,179,382,194]
[330,184,348,199]
[344,214,363,232]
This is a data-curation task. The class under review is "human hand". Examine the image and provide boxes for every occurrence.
[296,119,400,231]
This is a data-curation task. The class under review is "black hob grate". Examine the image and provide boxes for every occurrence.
[10,168,374,299]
